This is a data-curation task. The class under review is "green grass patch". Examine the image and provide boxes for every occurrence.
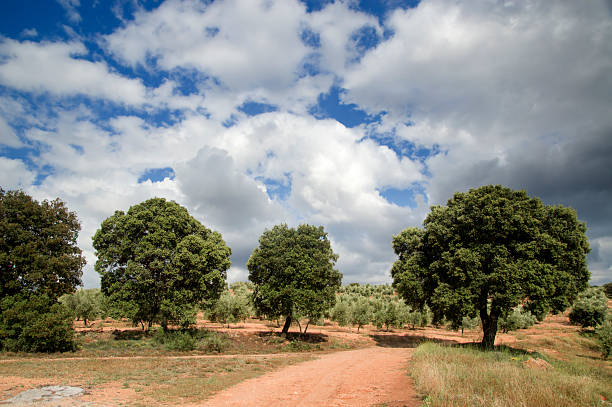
[410,342,611,407]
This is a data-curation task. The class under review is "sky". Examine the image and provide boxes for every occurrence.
[0,0,611,288]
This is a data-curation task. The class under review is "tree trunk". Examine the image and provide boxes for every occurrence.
[281,315,292,334]
[304,320,310,334]
[480,308,499,350]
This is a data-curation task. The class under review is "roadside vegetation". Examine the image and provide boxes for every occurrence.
[411,341,611,407]
[410,310,612,407]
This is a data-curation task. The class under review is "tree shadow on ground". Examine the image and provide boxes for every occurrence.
[257,331,328,343]
[370,334,464,348]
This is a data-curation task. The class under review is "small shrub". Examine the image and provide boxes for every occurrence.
[569,287,608,328]
[460,316,480,334]
[203,333,229,353]
[153,329,229,353]
[498,306,537,333]
[208,290,251,327]
[153,329,197,351]
[167,332,197,351]
[596,318,612,359]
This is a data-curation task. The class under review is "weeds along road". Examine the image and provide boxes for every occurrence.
[197,346,420,407]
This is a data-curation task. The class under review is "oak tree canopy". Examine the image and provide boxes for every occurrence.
[391,185,590,349]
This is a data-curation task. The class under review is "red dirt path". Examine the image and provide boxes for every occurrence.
[197,346,420,407]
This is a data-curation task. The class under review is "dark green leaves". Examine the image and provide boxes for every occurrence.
[0,189,85,300]
[247,224,342,324]
[92,198,231,329]
[392,185,590,348]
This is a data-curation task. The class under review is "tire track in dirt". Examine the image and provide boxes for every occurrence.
[197,347,420,407]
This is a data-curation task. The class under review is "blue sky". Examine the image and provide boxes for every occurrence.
[1,0,611,287]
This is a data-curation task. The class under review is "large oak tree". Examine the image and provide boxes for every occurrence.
[391,185,590,349]
[93,197,231,330]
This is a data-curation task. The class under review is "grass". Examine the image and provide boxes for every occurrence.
[0,353,314,404]
[410,341,612,407]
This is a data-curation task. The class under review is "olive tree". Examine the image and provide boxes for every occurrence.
[247,224,342,334]
[392,185,590,349]
[93,198,231,330]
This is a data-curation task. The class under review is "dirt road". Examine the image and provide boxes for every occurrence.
[198,346,420,407]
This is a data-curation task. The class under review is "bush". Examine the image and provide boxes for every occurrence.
[596,317,612,359]
[152,328,229,352]
[202,332,229,353]
[0,295,76,352]
[498,306,537,333]
[460,315,480,334]
[569,287,608,328]
[153,329,196,351]
[208,290,251,327]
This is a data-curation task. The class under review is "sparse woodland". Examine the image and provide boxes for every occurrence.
[1,186,611,406]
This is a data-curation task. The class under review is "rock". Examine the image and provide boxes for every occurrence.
[2,386,85,404]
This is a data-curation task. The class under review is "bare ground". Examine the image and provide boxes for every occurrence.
[197,346,420,407]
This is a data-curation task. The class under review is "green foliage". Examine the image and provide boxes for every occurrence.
[153,329,197,351]
[0,189,85,300]
[202,331,229,353]
[229,281,254,294]
[602,282,612,299]
[60,288,108,325]
[152,328,228,352]
[498,306,537,333]
[391,185,590,349]
[339,283,393,298]
[595,317,612,359]
[350,297,372,332]
[331,284,431,332]
[569,287,608,328]
[331,299,352,327]
[0,295,76,352]
[247,224,342,333]
[460,316,480,334]
[208,289,251,326]
[93,198,231,330]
